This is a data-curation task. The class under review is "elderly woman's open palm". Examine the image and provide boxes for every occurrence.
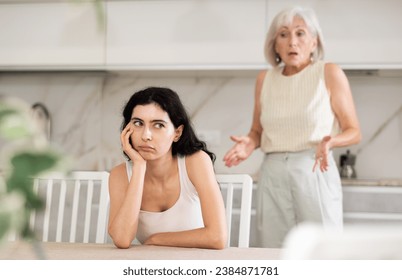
[223,135,255,167]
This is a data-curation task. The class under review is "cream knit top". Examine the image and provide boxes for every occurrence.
[260,61,339,153]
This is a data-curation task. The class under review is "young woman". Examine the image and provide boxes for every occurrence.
[108,87,227,249]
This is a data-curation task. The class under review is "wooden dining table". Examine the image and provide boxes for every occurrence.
[1,241,282,260]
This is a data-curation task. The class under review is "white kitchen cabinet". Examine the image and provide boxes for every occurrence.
[0,2,105,67]
[343,185,402,224]
[106,0,267,69]
[2,0,402,70]
[267,0,402,68]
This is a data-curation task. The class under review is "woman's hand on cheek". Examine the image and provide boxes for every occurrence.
[121,123,146,163]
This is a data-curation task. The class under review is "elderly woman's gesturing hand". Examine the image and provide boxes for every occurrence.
[313,136,332,172]
[223,135,255,167]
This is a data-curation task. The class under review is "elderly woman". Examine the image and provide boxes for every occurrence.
[224,6,361,247]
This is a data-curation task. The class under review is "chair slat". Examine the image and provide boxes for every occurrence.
[29,178,39,231]
[216,174,253,248]
[69,180,81,243]
[28,171,109,244]
[225,183,234,248]
[55,179,67,242]
[42,179,53,242]
[96,172,110,243]
[83,180,94,243]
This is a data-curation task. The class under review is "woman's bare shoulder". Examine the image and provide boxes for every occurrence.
[185,151,211,168]
[185,151,217,190]
[324,62,344,75]
[324,62,348,88]
[110,162,126,175]
[185,151,214,179]
[257,70,268,81]
[109,162,128,188]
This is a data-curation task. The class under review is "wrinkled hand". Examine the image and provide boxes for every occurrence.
[121,123,146,164]
[223,135,254,167]
[313,136,332,172]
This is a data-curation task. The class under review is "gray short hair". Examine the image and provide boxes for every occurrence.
[264,6,325,67]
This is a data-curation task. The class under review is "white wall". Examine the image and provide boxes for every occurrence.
[0,71,401,179]
[336,72,402,179]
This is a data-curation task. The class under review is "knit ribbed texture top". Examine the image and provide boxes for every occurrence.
[260,61,339,153]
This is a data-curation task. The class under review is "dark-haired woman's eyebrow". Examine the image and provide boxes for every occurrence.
[151,119,168,124]
[131,117,143,122]
[131,117,168,124]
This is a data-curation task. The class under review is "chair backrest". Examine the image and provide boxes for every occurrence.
[29,171,110,243]
[216,174,253,248]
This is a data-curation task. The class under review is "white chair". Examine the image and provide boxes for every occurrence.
[29,171,110,244]
[216,174,253,248]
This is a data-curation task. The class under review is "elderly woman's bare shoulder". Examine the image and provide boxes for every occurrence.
[257,70,268,79]
[324,62,343,73]
[324,62,348,80]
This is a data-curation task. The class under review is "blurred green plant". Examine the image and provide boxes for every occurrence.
[0,97,66,243]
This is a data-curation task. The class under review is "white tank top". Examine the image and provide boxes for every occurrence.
[259,61,339,153]
[125,156,204,244]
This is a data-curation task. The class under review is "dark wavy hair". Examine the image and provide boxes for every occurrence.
[121,87,216,163]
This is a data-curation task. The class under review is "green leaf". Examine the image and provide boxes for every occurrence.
[0,108,32,140]
[0,214,12,240]
[10,151,61,176]
[6,150,62,210]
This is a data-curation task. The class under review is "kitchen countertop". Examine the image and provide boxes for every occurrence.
[341,178,402,187]
[250,174,402,187]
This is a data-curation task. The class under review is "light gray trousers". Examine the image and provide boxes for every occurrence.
[256,149,343,248]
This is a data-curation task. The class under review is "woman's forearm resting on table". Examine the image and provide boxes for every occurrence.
[144,226,227,250]
[108,213,141,249]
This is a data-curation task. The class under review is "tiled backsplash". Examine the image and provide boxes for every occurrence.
[0,70,401,180]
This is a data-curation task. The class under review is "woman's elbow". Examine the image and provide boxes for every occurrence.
[353,129,362,145]
[209,230,228,250]
[108,228,133,249]
[344,127,362,146]
[113,240,131,249]
[356,131,362,144]
[212,238,227,250]
[110,234,132,249]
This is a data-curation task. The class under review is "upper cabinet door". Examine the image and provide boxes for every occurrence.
[0,2,105,67]
[266,0,402,68]
[106,0,267,68]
